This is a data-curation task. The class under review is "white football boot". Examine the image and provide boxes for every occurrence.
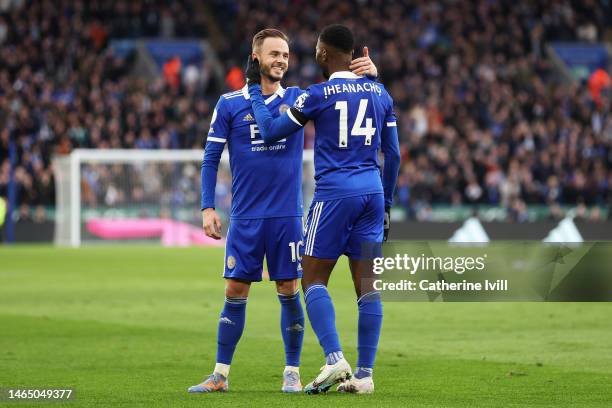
[337,375,374,394]
[303,358,352,394]
[281,368,302,393]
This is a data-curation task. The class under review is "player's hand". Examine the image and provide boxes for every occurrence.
[245,55,261,85]
[350,46,378,78]
[202,208,222,240]
[383,207,390,242]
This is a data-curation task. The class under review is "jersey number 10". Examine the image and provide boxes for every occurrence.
[334,98,376,148]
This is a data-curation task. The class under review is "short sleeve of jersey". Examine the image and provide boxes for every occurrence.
[384,90,397,129]
[289,86,321,126]
[207,97,231,143]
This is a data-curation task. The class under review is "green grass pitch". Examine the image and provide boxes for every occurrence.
[1,246,611,407]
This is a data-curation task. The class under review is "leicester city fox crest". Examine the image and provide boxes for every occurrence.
[293,93,309,112]
[208,108,218,135]
[226,255,236,269]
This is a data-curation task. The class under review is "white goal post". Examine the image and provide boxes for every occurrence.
[52,149,315,247]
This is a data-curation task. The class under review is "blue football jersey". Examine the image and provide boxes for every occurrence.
[288,71,397,202]
[206,86,305,218]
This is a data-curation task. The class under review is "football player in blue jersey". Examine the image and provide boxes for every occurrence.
[188,28,378,394]
[246,24,401,394]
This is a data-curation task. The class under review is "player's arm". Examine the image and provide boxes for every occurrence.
[247,84,304,144]
[245,57,312,144]
[381,101,401,240]
[200,99,229,239]
[381,123,400,207]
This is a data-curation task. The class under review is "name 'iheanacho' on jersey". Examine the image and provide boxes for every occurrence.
[246,71,400,210]
[322,81,383,98]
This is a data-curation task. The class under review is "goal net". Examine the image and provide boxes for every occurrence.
[52,149,315,247]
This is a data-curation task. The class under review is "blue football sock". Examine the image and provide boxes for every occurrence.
[326,350,344,365]
[354,367,373,379]
[304,284,342,357]
[278,290,304,367]
[357,291,383,369]
[216,297,247,365]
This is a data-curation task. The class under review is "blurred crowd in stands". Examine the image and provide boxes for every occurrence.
[0,0,611,224]
[0,0,216,223]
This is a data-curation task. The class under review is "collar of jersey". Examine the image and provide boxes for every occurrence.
[328,71,363,80]
[242,84,285,104]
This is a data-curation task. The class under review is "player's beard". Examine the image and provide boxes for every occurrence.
[260,62,285,82]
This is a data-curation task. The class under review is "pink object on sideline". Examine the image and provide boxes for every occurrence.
[86,218,225,247]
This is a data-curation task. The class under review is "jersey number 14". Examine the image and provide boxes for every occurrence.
[334,98,376,148]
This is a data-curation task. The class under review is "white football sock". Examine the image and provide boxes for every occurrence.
[214,363,230,377]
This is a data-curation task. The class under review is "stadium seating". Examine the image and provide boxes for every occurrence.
[0,0,610,224]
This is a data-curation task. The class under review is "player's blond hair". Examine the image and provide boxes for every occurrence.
[252,28,289,52]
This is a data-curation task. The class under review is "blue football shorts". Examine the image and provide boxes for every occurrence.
[302,193,384,260]
[224,216,303,282]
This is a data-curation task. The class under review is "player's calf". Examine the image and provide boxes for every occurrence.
[277,287,304,392]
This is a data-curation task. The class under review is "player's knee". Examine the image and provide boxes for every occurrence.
[276,279,298,295]
[301,278,327,294]
[225,279,251,298]
[301,275,316,291]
